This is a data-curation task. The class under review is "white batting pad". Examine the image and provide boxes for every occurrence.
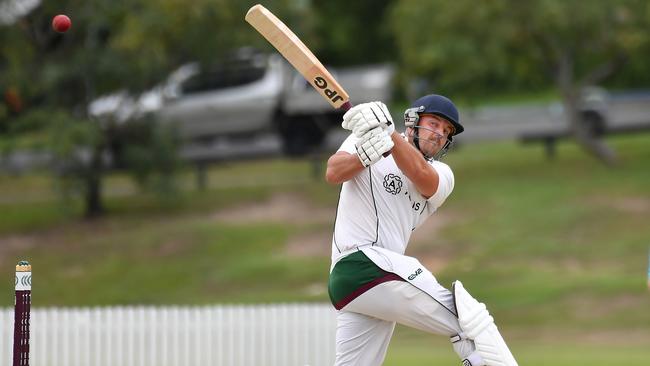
[453,280,518,366]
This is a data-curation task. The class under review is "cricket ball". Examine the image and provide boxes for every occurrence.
[52,14,71,33]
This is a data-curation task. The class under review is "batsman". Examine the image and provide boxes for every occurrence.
[326,95,518,366]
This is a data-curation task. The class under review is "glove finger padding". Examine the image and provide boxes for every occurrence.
[353,102,394,136]
[355,127,394,167]
[342,101,394,136]
[369,101,394,135]
[341,104,366,131]
[349,113,374,136]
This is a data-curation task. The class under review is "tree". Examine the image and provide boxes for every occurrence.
[391,0,650,164]
[308,0,397,66]
[0,0,295,217]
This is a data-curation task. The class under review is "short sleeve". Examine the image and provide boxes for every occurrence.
[426,161,455,209]
[337,133,358,154]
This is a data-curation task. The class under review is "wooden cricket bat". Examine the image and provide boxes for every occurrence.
[245,4,352,111]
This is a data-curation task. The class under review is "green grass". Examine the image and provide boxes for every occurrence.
[1,134,649,362]
[429,135,650,331]
[0,135,649,336]
[387,331,650,365]
[0,159,322,234]
[386,324,650,365]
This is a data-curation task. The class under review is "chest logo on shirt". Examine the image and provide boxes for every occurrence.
[383,174,403,195]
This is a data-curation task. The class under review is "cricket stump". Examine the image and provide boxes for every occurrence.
[13,261,31,366]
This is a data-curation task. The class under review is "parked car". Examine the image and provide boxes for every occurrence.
[90,48,394,155]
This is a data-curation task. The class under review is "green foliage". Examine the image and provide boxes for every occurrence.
[43,110,104,212]
[390,0,650,97]
[3,0,650,214]
[120,118,183,197]
[0,109,55,154]
[48,112,102,159]
[309,0,397,65]
[0,0,302,113]
[0,0,316,217]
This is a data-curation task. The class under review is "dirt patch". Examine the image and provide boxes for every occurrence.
[285,230,332,258]
[609,196,650,214]
[2,193,462,266]
[526,257,586,274]
[406,211,462,273]
[0,234,37,262]
[507,327,650,346]
[212,192,333,225]
[567,292,648,319]
[575,328,650,345]
[153,239,191,257]
[590,196,650,214]
[211,192,335,257]
[283,203,461,262]
[409,211,459,244]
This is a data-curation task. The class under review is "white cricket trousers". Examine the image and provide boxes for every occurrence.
[334,280,476,366]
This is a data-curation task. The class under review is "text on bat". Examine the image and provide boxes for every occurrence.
[314,76,344,103]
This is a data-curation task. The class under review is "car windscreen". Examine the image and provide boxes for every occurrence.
[180,60,267,95]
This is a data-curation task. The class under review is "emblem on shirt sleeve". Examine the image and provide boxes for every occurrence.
[383,174,403,195]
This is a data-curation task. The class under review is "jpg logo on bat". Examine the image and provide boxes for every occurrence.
[314,76,344,104]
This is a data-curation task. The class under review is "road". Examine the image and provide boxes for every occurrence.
[3,92,649,172]
[456,92,650,143]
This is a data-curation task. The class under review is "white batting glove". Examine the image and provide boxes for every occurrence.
[355,127,394,167]
[342,101,395,137]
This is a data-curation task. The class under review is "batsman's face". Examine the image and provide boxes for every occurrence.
[407,114,454,157]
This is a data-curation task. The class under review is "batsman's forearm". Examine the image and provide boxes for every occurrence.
[390,132,438,198]
[325,152,365,184]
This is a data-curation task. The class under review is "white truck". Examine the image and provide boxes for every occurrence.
[90,49,395,156]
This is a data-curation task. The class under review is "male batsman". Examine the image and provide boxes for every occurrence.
[325,95,517,366]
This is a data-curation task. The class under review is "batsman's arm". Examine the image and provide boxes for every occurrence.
[389,132,439,198]
[325,152,365,184]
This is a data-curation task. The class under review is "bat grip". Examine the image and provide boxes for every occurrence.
[340,101,392,158]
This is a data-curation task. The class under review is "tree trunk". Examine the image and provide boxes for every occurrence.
[556,52,617,165]
[563,96,617,166]
[83,26,104,219]
[84,145,104,218]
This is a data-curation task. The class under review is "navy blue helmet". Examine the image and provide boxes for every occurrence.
[405,94,463,137]
[403,94,463,160]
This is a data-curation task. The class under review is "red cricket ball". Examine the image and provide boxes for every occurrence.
[52,14,72,33]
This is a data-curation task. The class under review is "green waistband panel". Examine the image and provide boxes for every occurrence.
[328,250,404,310]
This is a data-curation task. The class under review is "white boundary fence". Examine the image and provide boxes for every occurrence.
[0,303,337,366]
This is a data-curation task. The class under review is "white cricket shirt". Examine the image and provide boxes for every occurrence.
[331,133,455,263]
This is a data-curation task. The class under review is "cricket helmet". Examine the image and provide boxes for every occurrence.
[405,94,463,137]
[403,94,463,160]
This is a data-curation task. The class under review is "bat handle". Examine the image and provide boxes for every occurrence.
[340,101,392,158]
[340,101,353,111]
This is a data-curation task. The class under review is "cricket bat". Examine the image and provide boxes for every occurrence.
[245,4,352,111]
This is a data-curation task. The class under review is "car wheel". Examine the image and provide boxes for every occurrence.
[277,115,326,156]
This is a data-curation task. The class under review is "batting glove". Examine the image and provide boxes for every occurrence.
[342,101,395,137]
[355,127,394,167]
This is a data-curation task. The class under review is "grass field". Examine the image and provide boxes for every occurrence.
[386,328,650,365]
[1,134,649,363]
